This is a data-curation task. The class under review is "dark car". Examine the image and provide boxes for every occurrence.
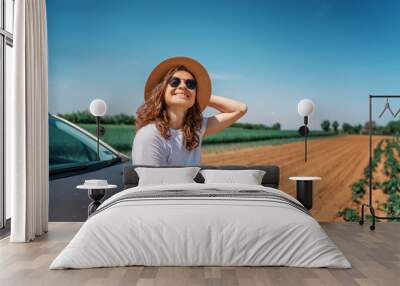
[49,114,131,221]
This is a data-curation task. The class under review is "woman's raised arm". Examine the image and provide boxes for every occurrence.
[204,95,248,136]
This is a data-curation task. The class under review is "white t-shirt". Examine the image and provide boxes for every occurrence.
[132,117,209,166]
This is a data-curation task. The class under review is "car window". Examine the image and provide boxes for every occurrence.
[49,116,118,171]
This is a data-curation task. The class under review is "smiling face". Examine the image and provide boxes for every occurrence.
[164,70,197,111]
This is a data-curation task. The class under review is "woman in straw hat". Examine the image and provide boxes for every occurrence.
[132,56,247,166]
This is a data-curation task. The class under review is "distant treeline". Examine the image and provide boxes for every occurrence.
[57,110,136,125]
[320,119,400,135]
[57,110,282,130]
[231,122,281,130]
[366,120,400,135]
[57,111,400,135]
[320,120,362,134]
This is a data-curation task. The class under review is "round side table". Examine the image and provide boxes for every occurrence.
[77,183,117,217]
[289,176,321,210]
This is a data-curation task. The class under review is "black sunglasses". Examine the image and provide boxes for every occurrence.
[168,77,197,90]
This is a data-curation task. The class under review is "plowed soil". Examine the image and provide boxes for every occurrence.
[201,135,390,221]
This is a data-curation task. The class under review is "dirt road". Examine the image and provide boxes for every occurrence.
[202,135,389,221]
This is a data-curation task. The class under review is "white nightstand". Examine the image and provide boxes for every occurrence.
[289,176,321,210]
[77,180,117,217]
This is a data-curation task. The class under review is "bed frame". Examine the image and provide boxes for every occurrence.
[123,165,280,189]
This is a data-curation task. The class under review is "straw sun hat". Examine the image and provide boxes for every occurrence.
[144,56,212,112]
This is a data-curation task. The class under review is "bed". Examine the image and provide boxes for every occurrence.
[49,165,351,269]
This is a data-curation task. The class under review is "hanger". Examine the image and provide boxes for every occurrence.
[378,98,395,118]
[394,105,400,117]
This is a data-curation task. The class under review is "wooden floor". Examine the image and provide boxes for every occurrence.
[0,222,399,286]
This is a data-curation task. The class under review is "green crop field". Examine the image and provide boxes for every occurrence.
[78,124,338,155]
[79,124,135,151]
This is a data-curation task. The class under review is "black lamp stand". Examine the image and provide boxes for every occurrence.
[96,116,100,161]
[298,116,309,162]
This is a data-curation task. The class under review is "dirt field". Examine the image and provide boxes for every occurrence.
[201,135,390,221]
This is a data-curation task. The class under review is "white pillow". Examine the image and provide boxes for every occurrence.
[135,167,201,186]
[200,169,266,185]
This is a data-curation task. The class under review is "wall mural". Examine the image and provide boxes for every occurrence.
[47,0,400,221]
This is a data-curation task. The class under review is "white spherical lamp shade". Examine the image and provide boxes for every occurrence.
[89,99,107,117]
[297,99,315,116]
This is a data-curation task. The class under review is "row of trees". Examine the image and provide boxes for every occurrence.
[57,110,136,125]
[231,122,281,130]
[321,119,400,135]
[57,110,282,130]
[320,120,363,134]
[58,111,400,135]
[372,120,400,135]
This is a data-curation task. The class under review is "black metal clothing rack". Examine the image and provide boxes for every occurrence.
[359,95,400,230]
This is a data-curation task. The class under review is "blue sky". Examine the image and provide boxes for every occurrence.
[47,0,400,130]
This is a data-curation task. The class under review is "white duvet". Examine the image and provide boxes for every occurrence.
[50,183,351,269]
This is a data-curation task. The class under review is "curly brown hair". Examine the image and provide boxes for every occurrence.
[135,65,203,151]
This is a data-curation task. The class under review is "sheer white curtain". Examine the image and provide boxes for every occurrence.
[7,0,48,242]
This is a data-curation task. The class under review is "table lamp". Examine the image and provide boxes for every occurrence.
[297,99,315,162]
[89,99,107,161]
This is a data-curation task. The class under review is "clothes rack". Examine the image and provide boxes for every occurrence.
[360,95,400,230]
